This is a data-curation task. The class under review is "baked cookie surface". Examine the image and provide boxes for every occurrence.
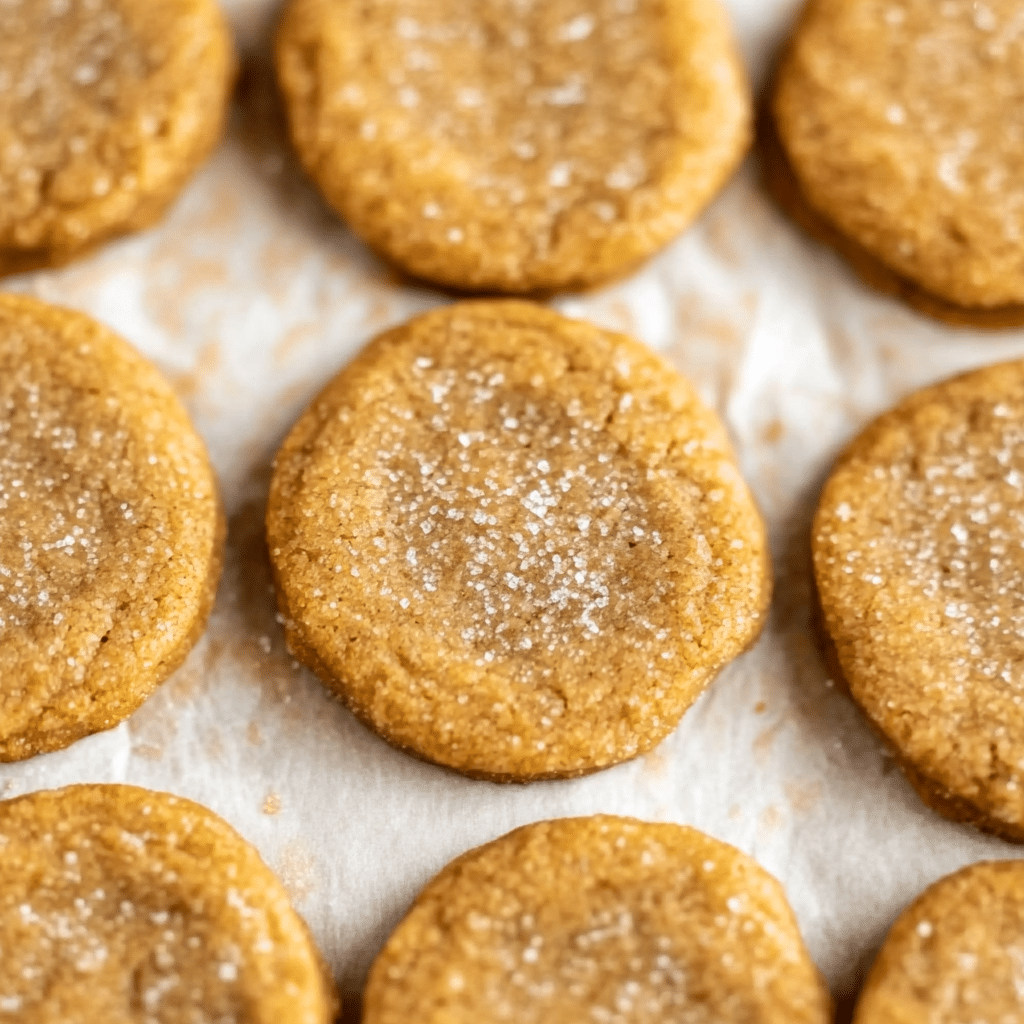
[0,784,338,1023]
[364,815,831,1024]
[275,0,750,293]
[0,295,224,761]
[813,361,1024,840]
[267,301,769,781]
[771,0,1024,322]
[0,0,234,277]
[853,860,1024,1024]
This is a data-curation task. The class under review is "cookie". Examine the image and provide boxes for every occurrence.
[364,815,831,1024]
[267,301,770,781]
[0,295,224,760]
[0,0,235,277]
[853,860,1024,1024]
[813,360,1024,841]
[0,784,338,1022]
[275,0,751,294]
[768,0,1024,327]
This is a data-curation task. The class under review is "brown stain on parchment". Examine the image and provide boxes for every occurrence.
[140,179,244,339]
[273,322,320,365]
[262,790,283,815]
[785,780,824,815]
[664,290,755,419]
[202,726,226,762]
[172,339,222,402]
[641,748,670,779]
[701,208,745,269]
[277,839,319,904]
[753,714,790,765]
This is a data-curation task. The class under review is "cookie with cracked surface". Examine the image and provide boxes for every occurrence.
[768,0,1024,327]
[853,860,1024,1024]
[274,0,750,294]
[813,360,1024,841]
[364,815,831,1024]
[266,301,770,782]
[0,0,235,277]
[0,784,339,1023]
[0,294,224,760]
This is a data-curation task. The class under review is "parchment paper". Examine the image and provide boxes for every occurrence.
[4,0,1024,1012]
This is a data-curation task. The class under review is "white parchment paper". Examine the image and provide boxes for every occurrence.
[4,0,1024,1014]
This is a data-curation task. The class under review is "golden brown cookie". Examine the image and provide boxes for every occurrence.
[0,294,224,760]
[267,301,770,782]
[274,0,751,294]
[769,0,1024,327]
[853,860,1024,1024]
[364,815,831,1024]
[813,360,1024,841]
[0,0,235,277]
[0,784,339,1023]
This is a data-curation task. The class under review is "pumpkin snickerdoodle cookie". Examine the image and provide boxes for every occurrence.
[0,295,224,760]
[0,784,339,1023]
[768,0,1024,328]
[275,0,751,293]
[364,816,831,1024]
[813,360,1024,840]
[267,301,770,782]
[853,861,1024,1024]
[0,0,235,277]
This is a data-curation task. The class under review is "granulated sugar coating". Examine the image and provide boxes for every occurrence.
[0,785,339,1023]
[772,0,1024,319]
[0,295,224,761]
[0,0,234,277]
[813,361,1024,841]
[267,302,770,781]
[364,816,831,1024]
[274,0,750,293]
[853,861,1024,1024]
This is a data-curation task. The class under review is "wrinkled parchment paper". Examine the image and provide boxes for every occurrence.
[4,0,1024,1013]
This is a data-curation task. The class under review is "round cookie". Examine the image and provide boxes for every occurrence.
[0,295,224,760]
[853,860,1024,1024]
[813,360,1024,841]
[0,0,235,277]
[267,301,770,781]
[0,784,338,1022]
[275,0,751,294]
[364,815,831,1024]
[769,0,1024,326]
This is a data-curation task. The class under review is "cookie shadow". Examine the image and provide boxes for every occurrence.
[338,994,362,1024]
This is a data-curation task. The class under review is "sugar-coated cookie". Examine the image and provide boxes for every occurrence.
[814,360,1024,840]
[267,301,770,781]
[275,0,751,293]
[364,815,831,1024]
[0,784,339,1023]
[0,0,235,277]
[769,0,1024,327]
[0,295,224,760]
[853,860,1024,1024]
